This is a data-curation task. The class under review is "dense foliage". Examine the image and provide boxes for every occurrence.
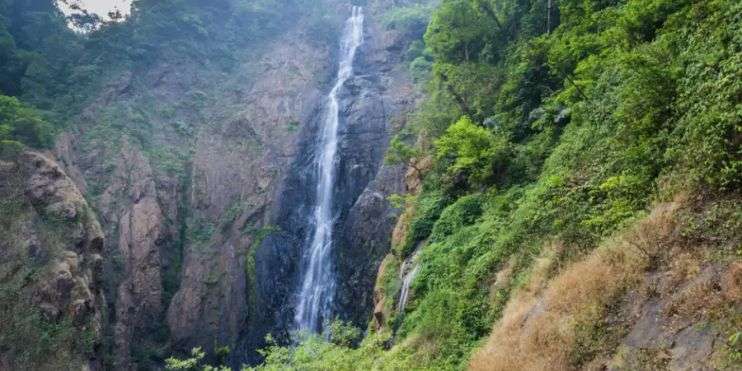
[0,0,323,152]
[256,0,741,369]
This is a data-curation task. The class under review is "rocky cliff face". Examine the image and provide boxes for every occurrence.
[0,151,105,370]
[332,8,418,326]
[248,2,418,356]
[167,28,333,361]
[101,141,166,369]
[29,0,420,368]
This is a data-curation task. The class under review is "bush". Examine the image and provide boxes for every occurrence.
[397,191,447,257]
[429,194,483,243]
[357,1,742,369]
[435,116,510,187]
[382,3,434,39]
[0,95,53,148]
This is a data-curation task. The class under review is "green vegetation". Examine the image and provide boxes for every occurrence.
[0,95,53,148]
[382,2,436,83]
[1,0,738,369]
[0,0,332,156]
[165,347,231,371]
[255,0,741,369]
[0,1,334,369]
[0,159,98,369]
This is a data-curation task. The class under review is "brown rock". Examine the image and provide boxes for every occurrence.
[0,151,105,369]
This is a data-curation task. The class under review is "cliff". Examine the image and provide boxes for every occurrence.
[0,1,421,368]
[0,150,105,370]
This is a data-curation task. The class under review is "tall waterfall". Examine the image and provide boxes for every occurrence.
[295,6,365,333]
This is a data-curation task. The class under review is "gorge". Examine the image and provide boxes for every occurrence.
[0,1,419,368]
[0,0,740,370]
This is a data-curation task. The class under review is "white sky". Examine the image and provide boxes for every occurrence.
[57,0,132,21]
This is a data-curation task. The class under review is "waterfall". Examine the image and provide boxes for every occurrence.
[294,6,365,333]
[397,249,421,313]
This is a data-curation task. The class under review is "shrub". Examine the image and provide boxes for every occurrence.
[397,191,447,257]
[429,194,483,243]
[435,116,510,187]
[0,95,54,148]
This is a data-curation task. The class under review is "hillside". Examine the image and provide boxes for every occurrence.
[251,0,741,369]
[2,0,422,368]
[0,0,739,370]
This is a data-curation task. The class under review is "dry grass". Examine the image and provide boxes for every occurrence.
[469,203,681,371]
[721,261,742,303]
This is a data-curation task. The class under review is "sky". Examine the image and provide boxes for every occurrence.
[57,0,132,21]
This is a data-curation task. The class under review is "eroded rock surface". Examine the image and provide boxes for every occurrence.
[26,1,420,367]
[251,2,419,353]
[0,151,105,369]
[97,141,165,369]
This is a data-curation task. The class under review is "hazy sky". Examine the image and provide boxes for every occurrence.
[58,0,132,21]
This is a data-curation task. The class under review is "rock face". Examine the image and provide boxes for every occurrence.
[15,0,420,367]
[98,141,166,369]
[332,6,417,325]
[607,263,739,370]
[249,1,417,355]
[166,27,335,363]
[0,151,105,369]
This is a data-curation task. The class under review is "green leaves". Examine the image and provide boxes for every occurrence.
[165,347,206,370]
[425,0,490,63]
[435,116,510,187]
[378,0,740,368]
[0,95,53,148]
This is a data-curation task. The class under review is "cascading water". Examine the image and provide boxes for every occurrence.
[294,6,365,333]
[397,249,421,313]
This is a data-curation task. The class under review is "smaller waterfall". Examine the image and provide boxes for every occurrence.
[397,249,421,313]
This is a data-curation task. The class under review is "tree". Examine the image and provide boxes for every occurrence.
[0,95,53,148]
[164,347,231,371]
[435,116,510,186]
[424,0,490,63]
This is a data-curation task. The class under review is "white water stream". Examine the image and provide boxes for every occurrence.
[294,6,365,333]
[398,249,421,313]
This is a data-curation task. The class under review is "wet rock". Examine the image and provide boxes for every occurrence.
[554,107,571,126]
[169,28,333,363]
[244,2,419,358]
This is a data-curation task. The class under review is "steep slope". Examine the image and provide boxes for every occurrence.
[0,0,422,368]
[0,150,105,370]
[241,0,420,361]
[250,0,741,370]
[470,198,740,370]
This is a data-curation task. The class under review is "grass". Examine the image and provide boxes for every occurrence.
[470,197,741,370]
